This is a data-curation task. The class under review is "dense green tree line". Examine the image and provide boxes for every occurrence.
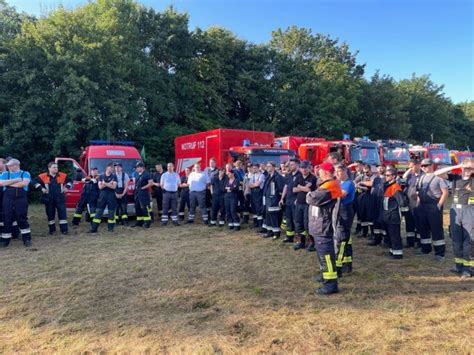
[0,0,472,173]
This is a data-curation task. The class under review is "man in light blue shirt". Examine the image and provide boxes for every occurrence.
[160,163,181,226]
[186,163,210,224]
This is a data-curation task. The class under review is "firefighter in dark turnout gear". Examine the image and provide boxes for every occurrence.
[402,159,423,248]
[209,168,227,227]
[0,159,32,248]
[436,158,474,278]
[114,162,130,225]
[34,162,72,235]
[382,168,406,259]
[72,167,100,226]
[247,163,265,229]
[89,163,118,233]
[280,159,301,243]
[133,162,154,228]
[152,164,164,219]
[262,162,285,239]
[178,168,191,220]
[355,165,379,239]
[307,162,343,295]
[225,169,240,230]
[415,159,449,260]
[292,160,317,250]
[335,164,356,274]
[0,158,7,234]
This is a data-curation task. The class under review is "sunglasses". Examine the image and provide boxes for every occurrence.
[421,165,431,168]
[385,174,394,177]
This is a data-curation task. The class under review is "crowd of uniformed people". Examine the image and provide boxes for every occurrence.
[0,153,472,295]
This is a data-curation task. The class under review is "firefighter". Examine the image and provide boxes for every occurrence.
[133,162,154,228]
[335,164,356,274]
[0,158,7,234]
[89,162,118,233]
[152,163,164,219]
[72,167,100,226]
[262,162,285,239]
[368,164,387,246]
[402,159,423,248]
[234,160,248,223]
[206,158,219,222]
[186,163,210,224]
[209,168,227,227]
[114,162,130,226]
[355,164,379,239]
[224,169,240,231]
[435,158,473,278]
[292,160,317,251]
[352,160,364,235]
[415,159,449,261]
[34,162,72,235]
[306,162,343,295]
[178,167,191,221]
[382,168,406,259]
[280,159,301,242]
[247,163,265,229]
[160,162,180,226]
[0,159,32,248]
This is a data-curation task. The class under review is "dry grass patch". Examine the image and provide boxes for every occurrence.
[0,205,472,353]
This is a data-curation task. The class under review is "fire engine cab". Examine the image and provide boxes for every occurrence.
[175,129,296,173]
[55,141,142,212]
[378,140,410,173]
[298,135,381,168]
[409,143,451,169]
[274,136,325,155]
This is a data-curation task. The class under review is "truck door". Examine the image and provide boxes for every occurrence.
[55,157,86,210]
[205,134,219,167]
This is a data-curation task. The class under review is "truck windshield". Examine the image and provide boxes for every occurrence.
[89,158,142,175]
[383,147,410,161]
[429,149,451,165]
[249,154,295,166]
[350,146,380,165]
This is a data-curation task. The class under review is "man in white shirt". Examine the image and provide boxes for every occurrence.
[186,163,210,224]
[160,162,181,226]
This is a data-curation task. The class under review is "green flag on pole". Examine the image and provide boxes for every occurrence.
[140,145,146,161]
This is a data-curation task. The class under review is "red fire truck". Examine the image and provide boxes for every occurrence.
[378,140,411,173]
[409,143,451,170]
[55,141,142,212]
[274,136,325,155]
[298,136,381,168]
[174,129,296,173]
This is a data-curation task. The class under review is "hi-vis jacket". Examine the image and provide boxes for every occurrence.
[381,181,405,225]
[306,179,343,238]
[34,172,72,203]
[262,172,285,212]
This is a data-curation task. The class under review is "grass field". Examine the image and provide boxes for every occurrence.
[0,204,472,353]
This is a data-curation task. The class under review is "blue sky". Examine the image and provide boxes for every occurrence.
[8,0,473,102]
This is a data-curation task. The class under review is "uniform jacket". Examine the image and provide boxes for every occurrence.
[34,172,72,204]
[382,181,405,225]
[262,172,285,210]
[306,179,343,238]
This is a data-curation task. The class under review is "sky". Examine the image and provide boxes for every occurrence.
[7,0,474,103]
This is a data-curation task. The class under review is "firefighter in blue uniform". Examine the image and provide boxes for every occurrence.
[178,167,191,221]
[335,164,356,275]
[307,162,343,295]
[402,159,423,248]
[89,162,118,233]
[34,162,72,235]
[262,162,285,239]
[247,163,265,229]
[72,167,100,226]
[209,168,227,227]
[436,158,474,278]
[114,162,130,226]
[0,158,7,234]
[133,162,154,228]
[0,159,32,248]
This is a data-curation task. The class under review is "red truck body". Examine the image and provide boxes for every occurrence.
[378,140,411,173]
[55,142,142,211]
[274,136,325,155]
[409,144,451,170]
[175,129,296,173]
[298,138,381,169]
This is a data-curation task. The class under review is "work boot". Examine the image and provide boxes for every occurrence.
[449,266,463,274]
[143,222,151,229]
[337,267,343,278]
[185,220,194,224]
[293,235,305,250]
[228,225,234,231]
[263,231,272,239]
[272,232,280,240]
[72,216,81,226]
[315,287,339,295]
[233,225,241,232]
[282,236,294,243]
[342,264,353,273]
[0,238,11,248]
[460,271,472,279]
[89,222,99,234]
[23,239,32,247]
[306,245,316,252]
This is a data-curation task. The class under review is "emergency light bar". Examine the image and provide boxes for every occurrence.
[89,140,136,146]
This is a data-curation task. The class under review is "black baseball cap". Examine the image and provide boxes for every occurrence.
[113,162,122,167]
[135,162,145,168]
[421,158,433,166]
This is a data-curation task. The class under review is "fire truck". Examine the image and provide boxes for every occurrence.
[274,136,325,155]
[450,150,473,165]
[174,129,296,173]
[55,141,142,212]
[298,136,381,168]
[409,143,451,170]
[378,140,411,173]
